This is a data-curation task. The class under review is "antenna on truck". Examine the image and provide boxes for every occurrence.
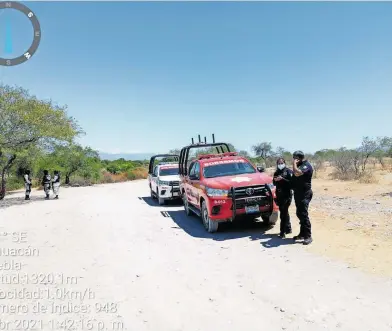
[189,133,217,145]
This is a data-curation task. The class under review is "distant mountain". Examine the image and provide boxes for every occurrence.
[99,152,155,161]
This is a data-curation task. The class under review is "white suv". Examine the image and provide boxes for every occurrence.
[149,163,181,205]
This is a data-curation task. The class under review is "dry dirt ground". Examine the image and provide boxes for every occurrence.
[0,178,392,331]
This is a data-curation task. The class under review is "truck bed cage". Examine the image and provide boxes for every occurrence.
[178,134,231,176]
[148,154,179,174]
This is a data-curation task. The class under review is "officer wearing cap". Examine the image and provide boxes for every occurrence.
[292,151,313,245]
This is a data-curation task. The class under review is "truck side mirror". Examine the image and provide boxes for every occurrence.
[257,166,265,173]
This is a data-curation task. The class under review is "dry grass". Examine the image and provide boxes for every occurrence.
[101,167,148,184]
[358,171,379,184]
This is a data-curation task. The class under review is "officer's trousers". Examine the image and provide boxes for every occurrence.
[277,195,292,234]
[25,183,31,197]
[43,183,51,196]
[294,190,313,238]
[53,183,60,196]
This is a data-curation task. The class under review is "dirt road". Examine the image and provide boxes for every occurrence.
[1,180,392,331]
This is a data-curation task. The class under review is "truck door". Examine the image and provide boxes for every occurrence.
[185,162,196,205]
[188,162,201,207]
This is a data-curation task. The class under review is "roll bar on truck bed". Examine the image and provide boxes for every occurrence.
[148,154,179,175]
[178,134,231,176]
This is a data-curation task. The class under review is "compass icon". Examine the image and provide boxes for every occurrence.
[0,1,41,66]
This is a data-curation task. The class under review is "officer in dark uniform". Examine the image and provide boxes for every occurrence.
[273,157,293,238]
[291,151,313,245]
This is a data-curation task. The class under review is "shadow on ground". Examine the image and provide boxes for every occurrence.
[167,210,300,247]
[138,196,183,207]
[0,195,50,209]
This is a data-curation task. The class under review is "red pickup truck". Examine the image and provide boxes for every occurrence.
[178,141,278,233]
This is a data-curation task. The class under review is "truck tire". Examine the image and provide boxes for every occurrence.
[183,193,192,216]
[150,187,156,199]
[201,201,218,233]
[158,194,165,205]
[262,211,278,226]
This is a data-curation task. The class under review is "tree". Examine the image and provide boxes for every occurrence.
[48,144,99,184]
[0,85,81,199]
[358,136,379,172]
[252,142,273,161]
[238,150,250,158]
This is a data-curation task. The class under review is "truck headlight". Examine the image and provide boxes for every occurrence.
[159,180,170,186]
[206,187,229,197]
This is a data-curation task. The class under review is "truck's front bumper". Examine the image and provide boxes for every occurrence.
[159,184,181,199]
[207,184,278,221]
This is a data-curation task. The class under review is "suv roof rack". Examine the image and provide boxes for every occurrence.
[148,154,179,174]
[178,133,231,176]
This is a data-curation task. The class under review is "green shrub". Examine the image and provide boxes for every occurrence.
[7,176,24,191]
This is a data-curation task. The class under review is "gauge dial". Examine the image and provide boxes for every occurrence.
[0,1,41,66]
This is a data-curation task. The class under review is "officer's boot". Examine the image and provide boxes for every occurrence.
[303,237,313,245]
[25,195,30,201]
[45,193,49,200]
[54,195,59,199]
[293,233,304,241]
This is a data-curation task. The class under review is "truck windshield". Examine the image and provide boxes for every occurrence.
[203,161,256,178]
[159,168,179,176]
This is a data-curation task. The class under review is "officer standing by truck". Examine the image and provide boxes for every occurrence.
[273,158,293,238]
[292,151,314,245]
[23,170,32,200]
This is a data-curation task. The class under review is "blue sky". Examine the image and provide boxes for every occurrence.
[1,1,391,155]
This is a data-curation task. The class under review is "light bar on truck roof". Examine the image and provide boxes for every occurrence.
[197,152,238,160]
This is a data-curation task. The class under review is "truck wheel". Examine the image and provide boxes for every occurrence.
[262,211,278,226]
[158,194,165,205]
[201,201,218,233]
[183,193,192,216]
[150,188,156,199]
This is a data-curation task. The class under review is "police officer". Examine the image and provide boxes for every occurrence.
[273,158,293,238]
[52,170,60,199]
[292,151,313,245]
[23,170,32,200]
[42,170,51,200]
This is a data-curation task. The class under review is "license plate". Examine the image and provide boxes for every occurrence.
[173,192,179,196]
[245,197,261,204]
[245,205,259,214]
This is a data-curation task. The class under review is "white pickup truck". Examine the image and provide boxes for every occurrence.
[147,154,181,205]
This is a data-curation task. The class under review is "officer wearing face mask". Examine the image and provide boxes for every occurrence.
[292,151,314,245]
[273,158,293,238]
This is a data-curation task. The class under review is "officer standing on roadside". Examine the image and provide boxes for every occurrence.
[42,170,51,200]
[23,170,32,200]
[52,170,60,199]
[292,151,314,245]
[273,157,293,238]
